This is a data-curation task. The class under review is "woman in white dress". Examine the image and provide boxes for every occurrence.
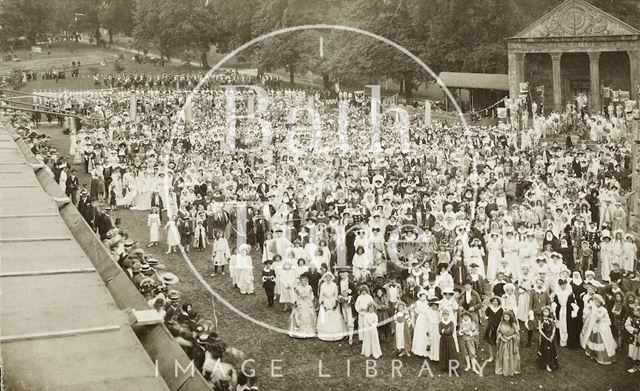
[352,246,370,280]
[361,303,382,359]
[582,294,617,364]
[600,231,614,281]
[355,285,374,341]
[278,259,297,311]
[426,299,442,361]
[486,232,502,281]
[69,132,76,157]
[411,291,430,357]
[132,171,152,210]
[317,273,347,341]
[165,217,180,254]
[117,171,137,207]
[147,207,161,246]
[236,244,254,294]
[58,167,67,192]
[289,276,317,338]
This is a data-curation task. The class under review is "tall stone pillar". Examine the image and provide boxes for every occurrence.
[551,52,563,112]
[588,51,601,113]
[629,51,640,101]
[516,53,526,86]
[508,53,518,99]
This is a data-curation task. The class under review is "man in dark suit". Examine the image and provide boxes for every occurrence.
[151,191,164,222]
[301,264,322,299]
[95,206,115,240]
[401,276,421,306]
[77,189,92,224]
[65,169,79,205]
[459,279,483,325]
[337,268,357,345]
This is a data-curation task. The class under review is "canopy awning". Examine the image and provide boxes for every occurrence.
[438,72,509,91]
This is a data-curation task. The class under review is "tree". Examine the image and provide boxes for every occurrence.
[0,0,53,46]
[99,0,135,43]
[134,0,219,65]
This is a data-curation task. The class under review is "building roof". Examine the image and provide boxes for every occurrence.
[0,126,170,391]
[512,0,640,40]
[438,72,509,91]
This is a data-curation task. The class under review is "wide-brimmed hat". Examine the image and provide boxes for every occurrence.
[160,272,180,285]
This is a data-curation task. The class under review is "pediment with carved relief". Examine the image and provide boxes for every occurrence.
[515,0,640,39]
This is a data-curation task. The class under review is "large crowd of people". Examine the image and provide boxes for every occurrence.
[6,109,258,391]
[6,69,640,389]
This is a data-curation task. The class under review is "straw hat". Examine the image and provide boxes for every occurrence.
[160,272,180,285]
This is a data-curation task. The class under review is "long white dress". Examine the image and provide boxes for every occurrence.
[426,307,441,361]
[236,254,254,294]
[165,221,180,247]
[132,173,152,210]
[599,241,614,281]
[411,300,430,357]
[289,284,317,338]
[581,305,617,364]
[355,293,374,341]
[486,237,502,281]
[147,213,160,242]
[317,282,347,341]
[361,312,382,358]
[278,266,297,303]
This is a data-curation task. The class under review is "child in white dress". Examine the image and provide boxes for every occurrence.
[147,207,161,247]
[361,303,382,359]
[211,232,230,276]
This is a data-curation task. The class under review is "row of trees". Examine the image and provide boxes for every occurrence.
[0,0,135,46]
[2,0,639,102]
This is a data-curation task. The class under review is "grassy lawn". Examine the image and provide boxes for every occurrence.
[2,40,445,101]
[31,116,635,391]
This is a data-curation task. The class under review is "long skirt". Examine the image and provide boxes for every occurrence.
[495,339,521,376]
[439,335,457,372]
[289,302,317,338]
[317,306,347,341]
[585,331,615,365]
[536,338,559,370]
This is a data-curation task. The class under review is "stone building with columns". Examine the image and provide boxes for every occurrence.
[507,0,640,113]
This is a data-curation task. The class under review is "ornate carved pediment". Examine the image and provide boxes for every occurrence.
[515,0,640,38]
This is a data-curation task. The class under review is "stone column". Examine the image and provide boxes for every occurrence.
[551,52,562,112]
[508,53,519,99]
[516,53,526,86]
[629,51,640,100]
[588,51,601,113]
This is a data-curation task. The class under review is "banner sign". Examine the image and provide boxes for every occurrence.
[620,91,630,101]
